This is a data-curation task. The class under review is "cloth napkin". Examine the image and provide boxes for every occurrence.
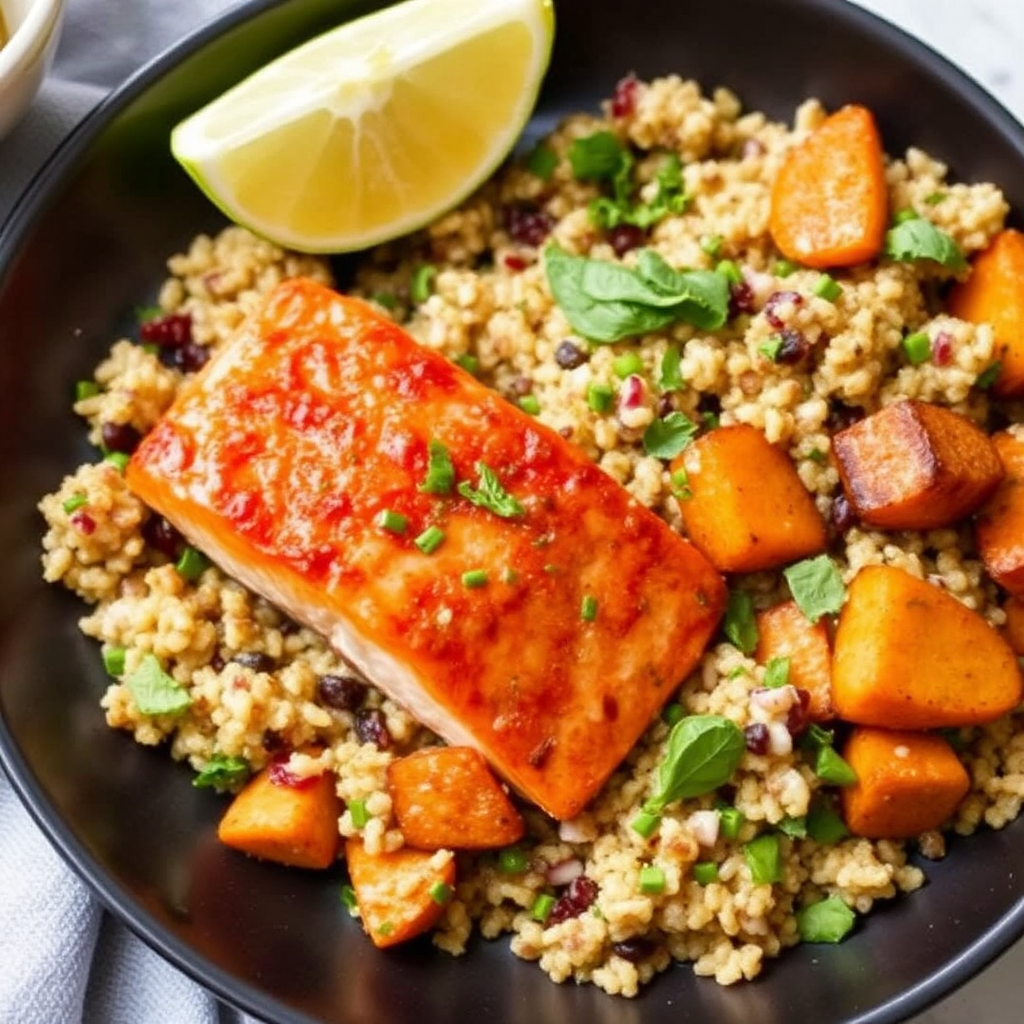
[0,6,268,1021]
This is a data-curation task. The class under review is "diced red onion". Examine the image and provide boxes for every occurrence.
[750,684,799,716]
[618,374,646,410]
[546,857,585,886]
[688,810,721,847]
[767,720,793,756]
[558,818,595,843]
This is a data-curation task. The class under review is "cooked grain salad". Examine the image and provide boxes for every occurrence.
[38,73,1024,995]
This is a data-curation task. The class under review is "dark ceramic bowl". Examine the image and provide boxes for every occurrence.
[2,1,1024,1022]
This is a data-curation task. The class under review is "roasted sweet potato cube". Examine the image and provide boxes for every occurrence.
[948,229,1024,397]
[755,600,834,720]
[1003,596,1024,656]
[840,727,970,838]
[218,766,341,869]
[388,746,524,851]
[832,564,1022,729]
[976,431,1024,596]
[345,839,456,948]
[671,424,827,573]
[832,399,1003,530]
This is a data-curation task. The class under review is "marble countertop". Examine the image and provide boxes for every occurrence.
[845,5,1024,1021]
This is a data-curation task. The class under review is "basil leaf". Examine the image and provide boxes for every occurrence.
[797,896,856,943]
[419,439,456,495]
[642,411,699,459]
[806,799,849,844]
[645,714,745,812]
[193,754,250,791]
[635,252,730,330]
[457,462,525,518]
[126,653,191,716]
[659,346,684,390]
[526,143,558,181]
[884,217,967,271]
[568,131,629,181]
[763,657,791,689]
[581,253,686,307]
[777,815,808,839]
[723,589,758,654]
[815,746,858,787]
[743,833,783,884]
[975,361,1002,390]
[783,555,847,623]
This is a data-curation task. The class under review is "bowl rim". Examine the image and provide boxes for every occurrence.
[0,0,64,81]
[3,2,1024,1023]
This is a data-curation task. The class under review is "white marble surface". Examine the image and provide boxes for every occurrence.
[842,7,1024,1022]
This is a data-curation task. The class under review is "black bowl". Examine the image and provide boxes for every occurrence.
[3,1,1024,1022]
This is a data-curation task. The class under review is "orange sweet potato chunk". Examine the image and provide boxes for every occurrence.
[948,228,1024,397]
[218,766,341,869]
[1002,596,1024,656]
[832,399,1003,530]
[672,424,827,573]
[976,431,1024,596]
[768,104,888,268]
[388,746,524,851]
[832,564,1022,729]
[755,600,834,720]
[840,727,970,838]
[345,839,456,949]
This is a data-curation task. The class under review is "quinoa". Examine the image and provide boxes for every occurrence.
[38,74,1024,996]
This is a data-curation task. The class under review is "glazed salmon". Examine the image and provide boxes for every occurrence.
[127,277,726,820]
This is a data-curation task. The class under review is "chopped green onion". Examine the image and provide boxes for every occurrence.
[692,861,719,886]
[102,645,126,677]
[75,380,101,401]
[429,880,453,905]
[175,546,209,581]
[773,259,799,278]
[587,382,615,413]
[497,846,529,874]
[126,653,191,716]
[815,746,858,786]
[580,595,599,622]
[759,335,784,363]
[715,258,742,284]
[192,754,249,791]
[376,509,409,535]
[454,353,479,374]
[348,799,370,827]
[104,451,130,473]
[924,191,947,206]
[804,722,835,749]
[613,352,644,379]
[700,234,724,258]
[631,810,661,839]
[638,865,666,894]
[901,331,931,365]
[797,895,856,943]
[410,264,437,303]
[419,439,455,495]
[340,884,360,917]
[718,805,745,839]
[661,702,685,726]
[531,893,556,923]
[669,467,693,500]
[743,832,782,885]
[518,394,541,416]
[975,361,1002,390]
[806,800,849,844]
[461,569,489,588]
[813,274,843,302]
[783,555,846,623]
[763,657,791,689]
[414,525,446,554]
[893,207,920,224]
[62,493,89,514]
[659,345,685,391]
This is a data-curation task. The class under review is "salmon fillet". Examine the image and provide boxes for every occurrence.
[126,277,726,820]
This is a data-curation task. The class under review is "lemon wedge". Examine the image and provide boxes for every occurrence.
[171,0,555,253]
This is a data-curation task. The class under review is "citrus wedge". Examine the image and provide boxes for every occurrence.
[171,0,555,253]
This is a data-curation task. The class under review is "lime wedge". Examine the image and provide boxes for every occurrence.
[171,0,555,253]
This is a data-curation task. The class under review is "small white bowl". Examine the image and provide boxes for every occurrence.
[0,0,65,141]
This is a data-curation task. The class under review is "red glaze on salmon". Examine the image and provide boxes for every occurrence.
[127,278,726,820]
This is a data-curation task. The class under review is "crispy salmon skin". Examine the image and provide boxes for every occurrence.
[126,277,726,820]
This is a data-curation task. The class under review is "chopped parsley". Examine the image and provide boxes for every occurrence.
[783,555,847,623]
[457,462,525,518]
[126,653,191,716]
[419,439,456,495]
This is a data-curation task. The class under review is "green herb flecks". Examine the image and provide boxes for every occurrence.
[763,657,791,689]
[659,345,685,390]
[457,462,525,518]
[783,555,847,623]
[815,745,858,786]
[975,361,1002,390]
[723,589,758,654]
[642,411,699,459]
[884,216,967,271]
[126,653,191,716]
[797,895,856,943]
[526,143,558,181]
[419,439,456,495]
[410,263,437,303]
[744,832,783,885]
[193,754,250,791]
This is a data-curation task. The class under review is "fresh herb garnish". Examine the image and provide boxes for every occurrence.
[410,263,437,303]
[580,595,599,621]
[419,439,456,495]
[763,657,791,689]
[743,832,782,884]
[815,746,858,786]
[901,331,931,365]
[806,799,849,844]
[797,896,856,943]
[884,216,967,271]
[659,345,685,390]
[642,411,699,459]
[340,884,360,917]
[497,846,529,874]
[783,555,846,623]
[414,525,446,554]
[975,361,1002,390]
[102,645,126,677]
[376,509,408,535]
[638,865,666,894]
[723,589,758,654]
[457,462,525,518]
[568,130,628,180]
[193,754,249,791]
[526,142,559,181]
[692,861,719,885]
[75,380,101,401]
[777,815,808,839]
[126,653,191,716]
[175,546,209,581]
[62,493,89,514]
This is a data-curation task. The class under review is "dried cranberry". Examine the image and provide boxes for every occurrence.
[143,515,183,558]
[763,290,804,329]
[70,511,96,535]
[775,328,809,365]
[827,401,861,433]
[612,937,656,962]
[140,312,193,349]
[554,340,587,369]
[355,707,392,750]
[832,493,857,533]
[610,74,641,119]
[729,281,756,317]
[173,340,210,373]
[932,331,954,366]
[504,203,554,247]
[744,722,770,755]
[209,652,225,673]
[503,253,528,272]
[786,688,812,737]
[268,753,316,790]
[547,875,599,925]
[232,651,276,673]
[608,224,646,257]
[262,731,286,753]
[318,674,367,711]
[656,392,676,417]
[101,421,141,454]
